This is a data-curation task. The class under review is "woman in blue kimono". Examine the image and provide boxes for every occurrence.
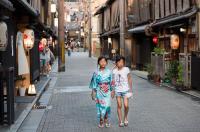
[90,56,115,128]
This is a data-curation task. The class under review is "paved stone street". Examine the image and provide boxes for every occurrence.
[35,52,200,132]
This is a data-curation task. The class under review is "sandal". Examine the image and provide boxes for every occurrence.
[98,124,104,128]
[104,118,111,128]
[105,123,111,128]
[98,120,104,128]
[124,120,128,126]
[119,122,124,127]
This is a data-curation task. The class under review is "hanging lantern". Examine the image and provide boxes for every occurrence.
[23,29,35,50]
[39,42,44,52]
[152,36,158,45]
[170,34,179,50]
[108,38,112,44]
[51,3,56,13]
[0,21,8,51]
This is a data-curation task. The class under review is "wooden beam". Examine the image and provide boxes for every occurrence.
[160,0,165,18]
[155,0,160,19]
[170,0,176,14]
[165,0,170,16]
[183,0,190,10]
[177,0,183,13]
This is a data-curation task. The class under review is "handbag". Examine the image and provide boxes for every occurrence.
[125,92,133,99]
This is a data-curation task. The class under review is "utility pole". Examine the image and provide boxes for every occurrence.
[58,0,65,72]
[197,1,200,50]
[119,0,125,56]
[88,0,92,57]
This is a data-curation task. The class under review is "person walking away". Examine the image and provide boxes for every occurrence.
[89,56,115,128]
[44,46,51,76]
[112,55,133,127]
[66,44,71,56]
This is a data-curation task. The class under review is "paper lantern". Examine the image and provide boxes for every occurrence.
[153,36,158,45]
[0,21,8,51]
[28,84,36,95]
[23,29,34,50]
[39,42,44,52]
[51,3,56,13]
[108,38,112,43]
[170,34,179,49]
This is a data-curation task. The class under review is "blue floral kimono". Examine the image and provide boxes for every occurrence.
[89,68,114,122]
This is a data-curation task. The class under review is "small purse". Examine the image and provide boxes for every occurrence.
[125,92,133,99]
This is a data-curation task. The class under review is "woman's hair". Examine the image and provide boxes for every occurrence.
[97,56,108,65]
[115,55,125,63]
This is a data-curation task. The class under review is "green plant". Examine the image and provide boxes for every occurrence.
[145,63,154,75]
[16,75,26,87]
[177,63,184,86]
[167,60,179,79]
[153,47,165,55]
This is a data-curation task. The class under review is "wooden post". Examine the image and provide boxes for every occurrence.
[197,1,200,50]
[88,0,92,57]
[58,0,65,72]
[119,0,125,56]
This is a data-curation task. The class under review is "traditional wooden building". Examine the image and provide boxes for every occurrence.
[128,0,153,70]
[0,0,56,125]
[0,0,15,125]
[95,0,134,67]
[129,0,200,90]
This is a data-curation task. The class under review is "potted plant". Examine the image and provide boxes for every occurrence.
[17,75,26,96]
[167,60,179,85]
[145,64,154,81]
[153,47,165,56]
[176,63,184,91]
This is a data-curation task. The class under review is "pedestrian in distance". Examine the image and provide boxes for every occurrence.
[112,55,133,127]
[89,56,115,128]
[66,44,71,56]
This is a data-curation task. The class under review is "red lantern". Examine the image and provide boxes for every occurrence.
[153,36,158,44]
[39,42,44,52]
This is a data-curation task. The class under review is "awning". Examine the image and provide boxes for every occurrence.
[0,0,15,11]
[94,0,115,16]
[100,27,120,37]
[152,7,198,27]
[15,0,38,17]
[128,24,148,34]
[94,4,106,16]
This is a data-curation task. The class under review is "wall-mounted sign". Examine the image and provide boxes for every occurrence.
[170,34,179,50]
[23,29,35,50]
[0,21,8,51]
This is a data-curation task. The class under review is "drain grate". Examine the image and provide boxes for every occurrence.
[33,105,47,109]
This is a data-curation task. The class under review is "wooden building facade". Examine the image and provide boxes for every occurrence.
[95,0,134,67]
[128,0,200,90]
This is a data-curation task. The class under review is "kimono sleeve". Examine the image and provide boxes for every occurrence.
[89,72,98,89]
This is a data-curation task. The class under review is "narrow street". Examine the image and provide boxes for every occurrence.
[27,52,200,132]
